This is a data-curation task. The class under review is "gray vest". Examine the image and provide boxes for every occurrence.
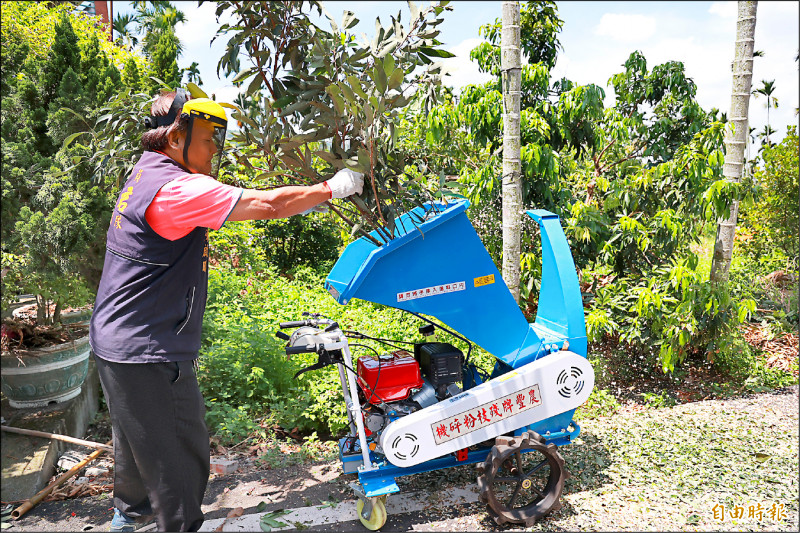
[90,151,209,363]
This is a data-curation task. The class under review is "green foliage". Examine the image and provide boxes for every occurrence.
[609,50,708,164]
[1,5,142,322]
[639,391,677,409]
[208,219,269,272]
[413,8,754,373]
[587,255,756,373]
[212,0,456,242]
[255,215,342,273]
[470,1,564,76]
[149,28,181,89]
[0,253,26,312]
[740,126,799,262]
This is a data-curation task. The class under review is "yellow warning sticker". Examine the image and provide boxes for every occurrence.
[474,274,495,287]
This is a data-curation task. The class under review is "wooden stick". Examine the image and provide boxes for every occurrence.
[1,426,113,453]
[11,439,113,520]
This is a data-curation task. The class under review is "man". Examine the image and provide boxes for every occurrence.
[89,88,362,532]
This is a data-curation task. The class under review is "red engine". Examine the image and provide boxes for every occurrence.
[356,350,424,404]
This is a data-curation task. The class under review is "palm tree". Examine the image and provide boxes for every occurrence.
[710,1,757,285]
[183,61,202,85]
[709,107,728,123]
[752,79,778,144]
[113,13,139,50]
[757,124,776,151]
[135,2,186,59]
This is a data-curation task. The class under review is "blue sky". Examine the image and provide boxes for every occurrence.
[114,1,799,148]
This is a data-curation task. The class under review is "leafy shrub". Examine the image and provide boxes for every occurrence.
[587,255,756,373]
[208,219,268,273]
[199,257,496,443]
[740,126,799,263]
[254,214,342,273]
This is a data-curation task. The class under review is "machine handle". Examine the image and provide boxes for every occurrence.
[280,320,310,328]
[275,331,290,341]
[285,345,316,355]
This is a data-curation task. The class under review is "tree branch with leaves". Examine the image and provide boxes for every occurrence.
[208,0,456,244]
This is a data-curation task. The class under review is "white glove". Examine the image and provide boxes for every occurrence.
[325,168,364,199]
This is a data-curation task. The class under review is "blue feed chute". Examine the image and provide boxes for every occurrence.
[325,200,587,368]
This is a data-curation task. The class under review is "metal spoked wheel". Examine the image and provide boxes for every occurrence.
[356,497,387,530]
[477,431,568,526]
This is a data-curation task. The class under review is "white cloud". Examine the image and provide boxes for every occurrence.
[441,38,493,93]
[594,13,657,42]
[175,2,229,49]
[708,2,737,19]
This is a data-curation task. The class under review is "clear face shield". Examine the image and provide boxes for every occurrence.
[183,107,228,179]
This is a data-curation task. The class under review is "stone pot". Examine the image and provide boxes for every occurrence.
[1,334,90,409]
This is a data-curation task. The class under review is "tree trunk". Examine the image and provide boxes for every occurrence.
[501,1,522,302]
[710,1,757,284]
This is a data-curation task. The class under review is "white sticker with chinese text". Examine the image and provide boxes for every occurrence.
[397,281,466,303]
[430,384,543,445]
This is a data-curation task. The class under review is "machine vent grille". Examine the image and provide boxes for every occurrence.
[557,367,585,398]
[391,433,419,460]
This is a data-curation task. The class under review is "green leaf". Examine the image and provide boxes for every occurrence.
[313,150,343,167]
[347,75,368,99]
[357,146,371,169]
[260,511,289,532]
[279,101,310,117]
[339,81,356,103]
[256,171,283,180]
[230,69,255,85]
[419,47,455,58]
[186,82,209,98]
[326,85,345,114]
[374,64,387,94]
[388,68,404,91]
[384,54,395,75]
[273,95,294,109]
[341,10,358,29]
[231,112,258,130]
[63,131,89,149]
[246,74,264,96]
[256,501,268,513]
[350,195,370,212]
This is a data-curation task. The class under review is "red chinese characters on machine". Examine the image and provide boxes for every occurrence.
[431,384,543,444]
[356,351,425,403]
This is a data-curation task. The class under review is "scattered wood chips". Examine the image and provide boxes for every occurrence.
[741,323,799,372]
[42,473,113,502]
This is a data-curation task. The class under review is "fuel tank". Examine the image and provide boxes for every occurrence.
[356,350,424,403]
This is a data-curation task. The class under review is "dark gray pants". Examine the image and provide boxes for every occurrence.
[95,355,209,532]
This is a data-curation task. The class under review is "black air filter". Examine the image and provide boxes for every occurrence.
[414,342,463,386]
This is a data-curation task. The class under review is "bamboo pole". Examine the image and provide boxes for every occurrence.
[1,426,113,453]
[10,439,113,520]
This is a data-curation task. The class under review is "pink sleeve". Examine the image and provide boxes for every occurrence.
[145,175,243,241]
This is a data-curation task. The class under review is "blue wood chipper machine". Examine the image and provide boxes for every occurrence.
[276,200,593,529]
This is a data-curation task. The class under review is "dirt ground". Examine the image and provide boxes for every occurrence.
[3,385,797,532]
